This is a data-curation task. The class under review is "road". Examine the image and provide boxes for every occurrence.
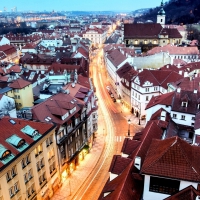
[71,48,143,200]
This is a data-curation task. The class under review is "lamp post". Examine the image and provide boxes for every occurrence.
[128,119,131,136]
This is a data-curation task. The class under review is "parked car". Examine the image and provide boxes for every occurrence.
[113,98,116,102]
[110,94,114,98]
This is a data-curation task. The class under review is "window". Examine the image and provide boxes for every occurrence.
[24,174,28,184]
[149,176,180,195]
[154,87,158,91]
[14,182,19,194]
[182,102,187,107]
[181,115,185,120]
[9,187,14,197]
[192,117,195,120]
[6,172,11,182]
[11,166,17,177]
[26,154,31,165]
[146,96,149,101]
[40,158,44,168]
[145,88,149,92]
[173,114,177,119]
[36,162,40,171]
[18,95,20,99]
[21,159,26,169]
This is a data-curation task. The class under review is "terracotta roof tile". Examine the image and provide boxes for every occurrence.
[164,185,199,200]
[9,78,31,89]
[146,92,174,110]
[141,137,200,182]
[109,155,132,175]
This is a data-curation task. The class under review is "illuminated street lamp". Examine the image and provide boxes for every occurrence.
[128,119,131,136]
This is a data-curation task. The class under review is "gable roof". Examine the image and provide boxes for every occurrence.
[146,92,174,110]
[141,137,200,182]
[124,23,162,39]
[164,185,199,200]
[9,78,31,89]
[107,49,127,68]
[31,93,81,125]
[109,155,132,175]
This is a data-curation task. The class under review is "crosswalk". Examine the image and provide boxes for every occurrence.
[114,136,126,142]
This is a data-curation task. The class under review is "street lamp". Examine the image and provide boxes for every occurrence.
[128,119,131,136]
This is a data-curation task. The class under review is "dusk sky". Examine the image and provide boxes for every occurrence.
[0,0,164,12]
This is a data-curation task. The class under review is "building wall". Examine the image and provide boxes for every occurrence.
[134,52,172,69]
[143,175,198,200]
[146,105,171,122]
[170,111,195,127]
[0,128,59,200]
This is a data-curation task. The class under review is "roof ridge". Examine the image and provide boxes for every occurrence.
[178,141,200,178]
[142,137,176,172]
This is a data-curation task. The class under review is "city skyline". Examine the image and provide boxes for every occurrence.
[0,0,164,12]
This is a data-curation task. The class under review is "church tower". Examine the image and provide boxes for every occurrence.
[157,0,166,27]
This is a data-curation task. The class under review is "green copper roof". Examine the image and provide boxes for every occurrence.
[21,125,41,141]
[0,144,8,158]
[0,144,14,165]
[158,0,165,15]
[6,134,29,152]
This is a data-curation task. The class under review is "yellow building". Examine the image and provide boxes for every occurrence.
[0,117,60,200]
[7,79,34,110]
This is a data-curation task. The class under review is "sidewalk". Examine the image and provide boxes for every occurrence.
[51,108,106,200]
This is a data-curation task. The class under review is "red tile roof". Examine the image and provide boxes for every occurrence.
[147,44,199,55]
[107,49,127,68]
[0,116,55,168]
[32,93,81,125]
[164,185,199,200]
[9,78,31,89]
[124,23,162,39]
[100,163,143,200]
[109,155,132,175]
[146,92,174,110]
[141,137,200,182]
[121,138,141,156]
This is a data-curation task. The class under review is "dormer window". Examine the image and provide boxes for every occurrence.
[21,125,41,140]
[181,94,190,107]
[182,102,187,107]
[6,135,28,152]
[198,104,200,109]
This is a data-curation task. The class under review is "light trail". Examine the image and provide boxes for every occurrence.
[72,48,116,200]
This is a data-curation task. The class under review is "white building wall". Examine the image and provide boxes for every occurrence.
[170,111,195,127]
[146,105,171,122]
[143,175,170,200]
[179,180,197,190]
[143,175,198,200]
[134,52,172,69]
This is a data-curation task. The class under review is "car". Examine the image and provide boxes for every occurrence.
[113,98,116,102]
[110,94,114,98]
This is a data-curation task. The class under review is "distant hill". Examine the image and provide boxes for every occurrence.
[134,0,200,24]
[132,8,150,17]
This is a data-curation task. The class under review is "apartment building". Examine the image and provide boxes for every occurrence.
[0,117,58,200]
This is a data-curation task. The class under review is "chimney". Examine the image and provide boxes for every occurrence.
[177,88,181,93]
[160,111,166,121]
[134,156,141,170]
[184,72,188,77]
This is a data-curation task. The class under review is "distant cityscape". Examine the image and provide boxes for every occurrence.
[0,0,199,200]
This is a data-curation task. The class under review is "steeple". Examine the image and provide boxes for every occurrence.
[157,0,166,27]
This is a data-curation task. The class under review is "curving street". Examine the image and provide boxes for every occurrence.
[69,48,144,200]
